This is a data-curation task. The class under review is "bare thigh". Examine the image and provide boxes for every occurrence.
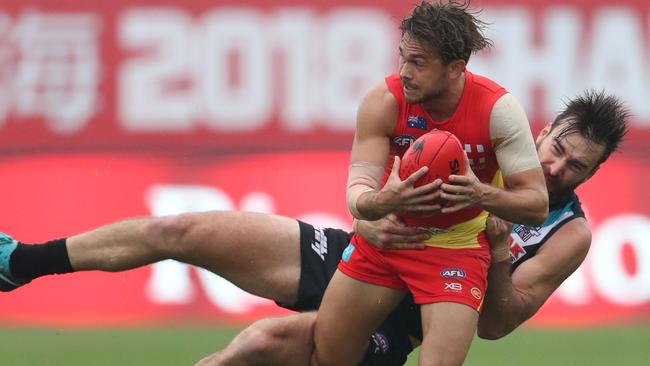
[418,302,478,366]
[312,270,405,366]
[69,211,302,305]
[176,211,302,305]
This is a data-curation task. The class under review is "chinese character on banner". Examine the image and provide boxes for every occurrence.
[0,10,100,133]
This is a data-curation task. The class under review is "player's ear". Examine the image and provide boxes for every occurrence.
[447,59,466,79]
[536,123,552,144]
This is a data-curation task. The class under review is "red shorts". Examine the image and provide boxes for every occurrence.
[338,234,490,311]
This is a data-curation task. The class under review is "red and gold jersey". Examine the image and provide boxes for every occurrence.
[381,71,506,249]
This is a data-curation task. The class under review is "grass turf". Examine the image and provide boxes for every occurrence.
[0,325,648,365]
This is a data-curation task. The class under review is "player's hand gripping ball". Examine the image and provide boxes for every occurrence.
[398,130,466,229]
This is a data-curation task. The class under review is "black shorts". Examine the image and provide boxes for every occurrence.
[277,221,422,366]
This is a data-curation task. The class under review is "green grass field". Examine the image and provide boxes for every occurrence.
[0,325,648,365]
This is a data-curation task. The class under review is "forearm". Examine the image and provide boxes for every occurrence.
[479,183,547,226]
[354,190,393,221]
[346,161,385,220]
[477,260,530,339]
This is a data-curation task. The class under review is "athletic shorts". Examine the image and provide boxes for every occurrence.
[276,221,420,366]
[339,234,490,311]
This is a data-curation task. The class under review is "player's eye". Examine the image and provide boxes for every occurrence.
[569,163,586,173]
[551,144,561,155]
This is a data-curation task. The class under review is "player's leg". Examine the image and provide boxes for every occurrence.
[198,295,421,366]
[394,246,488,366]
[358,295,421,366]
[418,302,478,366]
[194,312,317,366]
[311,270,405,366]
[72,211,304,302]
[1,211,303,303]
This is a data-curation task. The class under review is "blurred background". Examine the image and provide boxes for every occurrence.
[0,0,648,364]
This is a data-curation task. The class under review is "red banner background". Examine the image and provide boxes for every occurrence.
[0,0,648,327]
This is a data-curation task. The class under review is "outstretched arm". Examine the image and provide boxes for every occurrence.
[478,215,591,339]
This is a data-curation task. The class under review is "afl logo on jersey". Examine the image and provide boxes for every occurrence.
[392,134,416,147]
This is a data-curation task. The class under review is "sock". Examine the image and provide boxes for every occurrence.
[9,239,74,281]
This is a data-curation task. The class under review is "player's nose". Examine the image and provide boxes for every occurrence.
[547,159,565,177]
[399,63,412,80]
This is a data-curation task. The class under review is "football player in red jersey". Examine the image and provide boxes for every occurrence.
[311,2,547,365]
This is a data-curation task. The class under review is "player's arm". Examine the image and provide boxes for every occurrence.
[354,215,430,250]
[440,93,548,225]
[477,216,591,339]
[347,82,440,220]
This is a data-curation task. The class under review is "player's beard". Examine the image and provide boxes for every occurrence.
[543,165,584,203]
[405,82,445,105]
[403,72,448,104]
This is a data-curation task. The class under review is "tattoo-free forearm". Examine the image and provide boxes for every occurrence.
[479,184,547,226]
[477,260,530,340]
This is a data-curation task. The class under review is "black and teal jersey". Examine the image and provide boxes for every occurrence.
[509,193,585,270]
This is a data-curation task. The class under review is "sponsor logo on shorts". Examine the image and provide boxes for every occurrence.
[342,244,355,263]
[310,227,328,261]
[369,332,390,354]
[471,287,482,300]
[440,268,466,279]
[444,282,462,292]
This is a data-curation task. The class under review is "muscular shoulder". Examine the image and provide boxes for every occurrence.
[531,217,591,280]
[540,217,591,256]
[489,93,540,176]
[356,80,399,136]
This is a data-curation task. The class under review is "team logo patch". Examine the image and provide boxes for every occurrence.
[514,224,542,242]
[342,244,355,263]
[509,241,527,262]
[471,287,482,300]
[440,268,466,279]
[407,115,427,130]
[369,332,390,354]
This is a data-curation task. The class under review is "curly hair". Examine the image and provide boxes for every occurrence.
[552,90,631,166]
[400,1,492,64]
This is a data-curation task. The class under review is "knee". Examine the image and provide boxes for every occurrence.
[234,319,280,358]
[216,318,303,365]
[243,317,311,357]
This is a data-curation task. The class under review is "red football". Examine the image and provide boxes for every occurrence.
[398,130,466,228]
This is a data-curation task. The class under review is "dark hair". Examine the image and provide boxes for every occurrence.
[552,89,630,166]
[399,0,492,64]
